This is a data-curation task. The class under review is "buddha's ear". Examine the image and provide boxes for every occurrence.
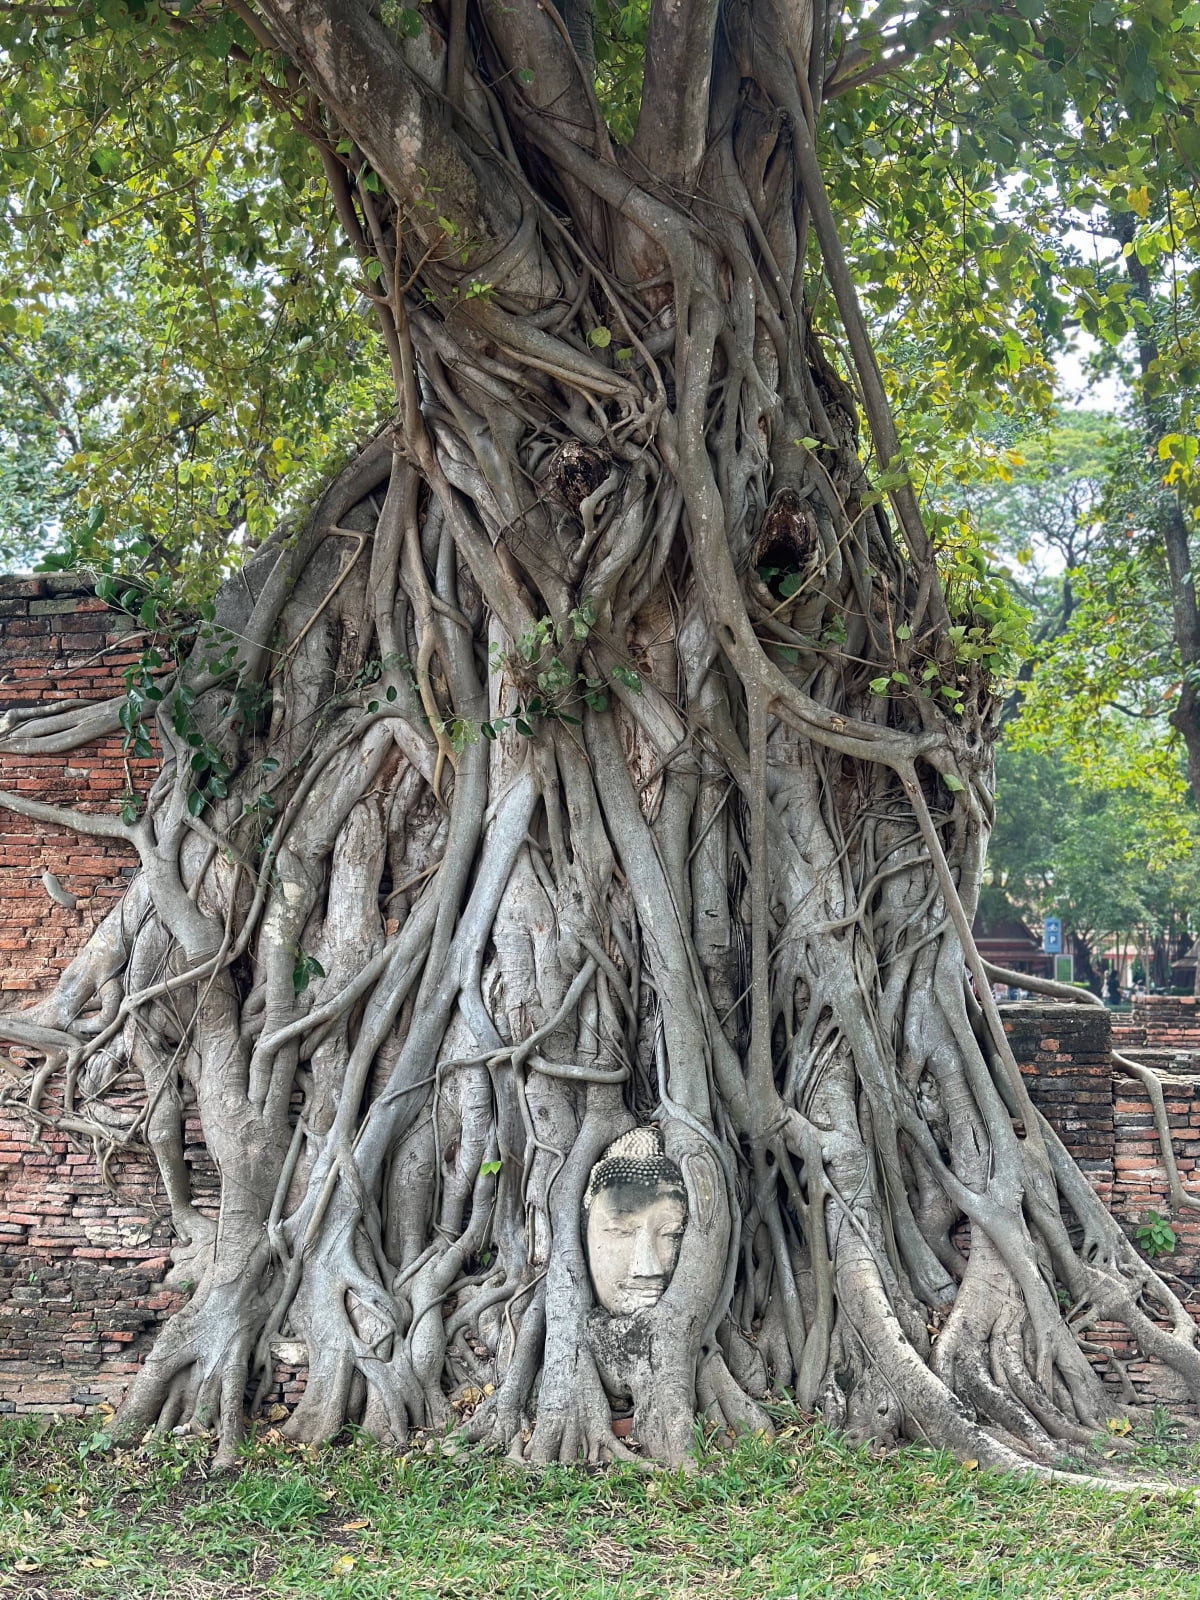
[682,1149,721,1231]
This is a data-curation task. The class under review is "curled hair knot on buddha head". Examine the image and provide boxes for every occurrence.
[583,1126,688,1215]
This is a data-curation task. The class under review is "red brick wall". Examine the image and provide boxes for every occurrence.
[0,575,149,1004]
[1116,995,1200,1055]
[1006,1001,1200,1404]
[1006,1004,1114,1204]
[1094,1072,1200,1405]
[0,577,176,1412]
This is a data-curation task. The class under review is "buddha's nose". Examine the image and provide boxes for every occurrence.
[630,1222,663,1279]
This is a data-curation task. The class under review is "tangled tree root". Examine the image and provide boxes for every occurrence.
[1,0,1198,1477]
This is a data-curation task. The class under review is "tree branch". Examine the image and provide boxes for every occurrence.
[0,788,136,842]
[253,0,537,296]
[630,0,720,186]
[825,4,991,100]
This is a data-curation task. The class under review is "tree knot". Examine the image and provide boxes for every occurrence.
[541,441,613,516]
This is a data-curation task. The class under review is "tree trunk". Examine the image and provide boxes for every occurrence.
[3,0,1199,1471]
[1072,932,1101,996]
[1112,208,1200,802]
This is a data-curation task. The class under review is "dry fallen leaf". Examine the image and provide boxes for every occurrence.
[961,1458,979,1471]
[335,1520,370,1532]
[266,1404,289,1422]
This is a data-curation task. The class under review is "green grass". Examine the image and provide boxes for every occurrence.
[2,1415,1200,1599]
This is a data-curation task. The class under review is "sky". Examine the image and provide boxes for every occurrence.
[1057,334,1128,411]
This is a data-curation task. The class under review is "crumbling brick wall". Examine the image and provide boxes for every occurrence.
[1005,1000,1200,1402]
[0,576,178,1413]
[1115,995,1200,1055]
[0,576,149,1006]
[1005,1003,1115,1207]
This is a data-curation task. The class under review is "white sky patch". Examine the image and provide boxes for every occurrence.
[1056,333,1128,411]
[1054,222,1130,412]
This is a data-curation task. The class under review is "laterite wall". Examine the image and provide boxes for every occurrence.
[0,576,1199,1415]
[1007,1001,1200,1402]
[0,576,178,1414]
[0,576,148,1007]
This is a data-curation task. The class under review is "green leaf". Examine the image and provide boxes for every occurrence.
[86,148,121,178]
[186,788,205,816]
[942,773,965,793]
[588,326,612,348]
[292,953,326,994]
[479,1159,502,1176]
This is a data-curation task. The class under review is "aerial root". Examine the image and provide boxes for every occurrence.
[697,1350,774,1438]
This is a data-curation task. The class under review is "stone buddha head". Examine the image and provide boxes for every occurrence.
[583,1128,688,1315]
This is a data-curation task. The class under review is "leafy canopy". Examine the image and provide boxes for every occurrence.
[0,0,1198,604]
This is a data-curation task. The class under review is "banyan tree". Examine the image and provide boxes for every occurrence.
[2,0,1199,1471]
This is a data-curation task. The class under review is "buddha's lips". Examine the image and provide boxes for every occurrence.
[619,1282,665,1305]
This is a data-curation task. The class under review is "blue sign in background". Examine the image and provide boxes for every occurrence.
[1042,917,1062,955]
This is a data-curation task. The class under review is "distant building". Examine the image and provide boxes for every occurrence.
[1171,937,1200,991]
[971,913,1053,978]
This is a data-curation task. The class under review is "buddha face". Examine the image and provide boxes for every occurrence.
[585,1180,687,1315]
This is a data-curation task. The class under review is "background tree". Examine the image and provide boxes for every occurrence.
[983,743,1200,991]
[2,0,1200,1475]
[0,37,390,579]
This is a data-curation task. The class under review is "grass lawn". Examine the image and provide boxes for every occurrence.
[1,1413,1199,1599]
